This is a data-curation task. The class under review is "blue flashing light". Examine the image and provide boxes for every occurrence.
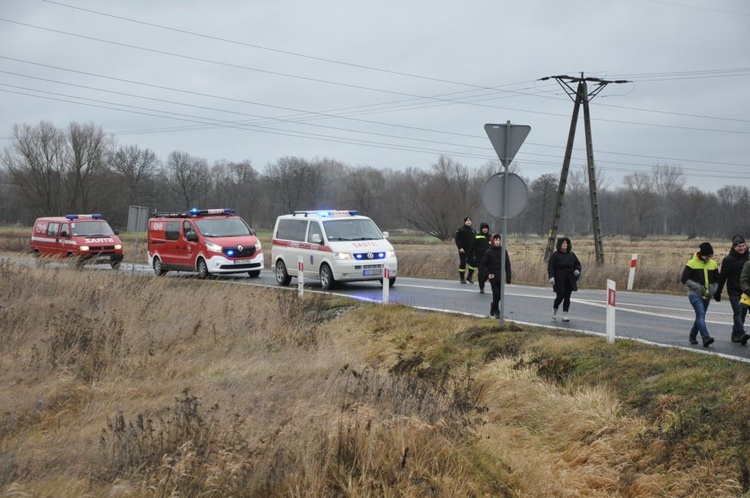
[65,214,102,220]
[226,249,236,257]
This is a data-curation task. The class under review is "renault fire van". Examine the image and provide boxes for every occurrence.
[271,210,397,290]
[147,208,263,278]
[30,214,124,268]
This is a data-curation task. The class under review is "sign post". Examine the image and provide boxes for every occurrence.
[126,205,149,275]
[606,279,616,344]
[484,122,531,327]
[297,257,304,297]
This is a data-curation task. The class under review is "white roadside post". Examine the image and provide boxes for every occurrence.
[606,279,616,344]
[627,253,638,290]
[382,267,390,304]
[297,256,304,297]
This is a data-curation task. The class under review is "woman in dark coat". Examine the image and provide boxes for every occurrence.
[480,234,512,318]
[547,237,582,322]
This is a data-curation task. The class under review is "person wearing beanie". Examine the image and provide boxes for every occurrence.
[715,235,749,344]
[681,241,720,347]
[480,233,512,318]
[547,237,582,322]
[454,217,476,284]
[471,222,491,293]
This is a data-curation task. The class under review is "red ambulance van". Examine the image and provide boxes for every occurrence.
[30,214,124,268]
[147,208,263,278]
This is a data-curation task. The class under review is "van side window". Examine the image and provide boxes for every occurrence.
[276,219,308,242]
[46,222,59,237]
[165,222,180,241]
[60,224,70,238]
[308,222,323,244]
[183,221,195,239]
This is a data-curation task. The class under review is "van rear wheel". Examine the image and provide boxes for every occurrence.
[275,260,291,286]
[110,260,122,270]
[320,263,335,290]
[197,258,210,279]
[153,257,166,276]
[248,270,261,278]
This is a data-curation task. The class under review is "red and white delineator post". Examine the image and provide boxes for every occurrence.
[606,279,616,344]
[297,256,304,297]
[627,253,638,290]
[382,266,390,304]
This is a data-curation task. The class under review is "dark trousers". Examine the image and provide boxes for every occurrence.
[553,284,574,312]
[478,267,489,290]
[489,277,503,315]
[458,251,468,278]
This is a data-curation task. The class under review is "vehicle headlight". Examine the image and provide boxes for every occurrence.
[79,245,90,252]
[255,240,262,251]
[205,241,223,253]
[386,250,395,258]
[334,252,353,260]
[114,244,122,250]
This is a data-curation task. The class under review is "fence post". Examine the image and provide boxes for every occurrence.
[382,266,390,304]
[606,279,616,344]
[627,253,637,290]
[297,256,304,298]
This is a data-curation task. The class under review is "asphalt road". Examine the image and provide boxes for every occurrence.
[12,256,750,363]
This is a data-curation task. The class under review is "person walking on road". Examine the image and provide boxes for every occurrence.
[681,242,719,347]
[715,235,749,345]
[547,237,582,322]
[472,222,491,293]
[481,233,512,318]
[455,217,476,284]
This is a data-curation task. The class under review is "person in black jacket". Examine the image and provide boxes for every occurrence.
[547,237,582,322]
[480,233,512,318]
[454,217,476,284]
[715,235,749,345]
[471,222,491,293]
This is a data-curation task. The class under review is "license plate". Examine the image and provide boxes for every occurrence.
[363,269,382,276]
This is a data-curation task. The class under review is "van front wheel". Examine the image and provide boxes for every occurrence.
[380,276,396,288]
[320,264,335,290]
[197,258,210,279]
[275,260,291,286]
[248,270,261,278]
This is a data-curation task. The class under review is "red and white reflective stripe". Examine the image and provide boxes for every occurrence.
[630,255,637,268]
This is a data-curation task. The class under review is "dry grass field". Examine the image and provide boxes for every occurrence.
[1,253,750,496]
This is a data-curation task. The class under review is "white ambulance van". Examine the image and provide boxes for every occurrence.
[271,210,397,290]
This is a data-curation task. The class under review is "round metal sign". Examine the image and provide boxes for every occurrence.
[481,172,528,218]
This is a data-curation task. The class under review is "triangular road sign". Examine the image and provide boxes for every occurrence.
[484,123,531,167]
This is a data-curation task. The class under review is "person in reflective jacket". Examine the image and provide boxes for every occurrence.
[681,242,719,347]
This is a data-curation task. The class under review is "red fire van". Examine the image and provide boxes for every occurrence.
[147,208,263,278]
[30,214,124,268]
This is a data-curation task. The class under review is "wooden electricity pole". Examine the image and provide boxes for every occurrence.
[541,73,630,265]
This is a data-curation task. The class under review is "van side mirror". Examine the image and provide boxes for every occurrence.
[311,233,322,244]
[113,230,120,236]
[382,231,389,239]
[186,232,199,242]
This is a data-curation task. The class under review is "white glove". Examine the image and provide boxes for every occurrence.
[549,277,555,285]
[574,270,580,277]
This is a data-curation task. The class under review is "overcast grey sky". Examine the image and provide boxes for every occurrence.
[1,0,748,192]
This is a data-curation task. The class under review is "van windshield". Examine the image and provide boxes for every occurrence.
[72,221,115,237]
[195,218,252,237]
[323,219,383,241]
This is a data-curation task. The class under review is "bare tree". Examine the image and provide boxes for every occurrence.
[161,151,212,210]
[716,185,750,237]
[341,166,386,217]
[64,122,112,213]
[264,156,327,213]
[111,144,159,206]
[524,173,558,236]
[396,156,477,240]
[1,121,66,215]
[622,172,658,237]
[212,159,261,225]
[652,164,685,234]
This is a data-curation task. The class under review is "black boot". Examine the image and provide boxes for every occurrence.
[459,272,466,284]
[466,269,474,284]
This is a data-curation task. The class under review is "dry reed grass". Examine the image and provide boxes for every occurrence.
[1,260,749,496]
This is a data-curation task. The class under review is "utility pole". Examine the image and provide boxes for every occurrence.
[541,73,630,265]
